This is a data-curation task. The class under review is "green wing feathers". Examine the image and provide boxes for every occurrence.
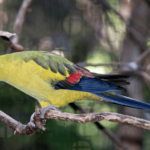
[19,51,77,76]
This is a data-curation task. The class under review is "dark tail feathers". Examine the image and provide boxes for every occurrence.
[93,92,150,110]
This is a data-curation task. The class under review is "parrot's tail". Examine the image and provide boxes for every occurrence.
[93,92,150,110]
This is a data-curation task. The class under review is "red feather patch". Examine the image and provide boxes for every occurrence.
[66,70,82,84]
[56,66,94,89]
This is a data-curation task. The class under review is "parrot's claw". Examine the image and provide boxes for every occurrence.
[29,105,62,129]
[29,112,37,129]
[28,112,46,129]
[40,105,62,119]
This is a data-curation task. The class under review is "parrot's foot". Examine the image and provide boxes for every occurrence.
[29,112,37,129]
[39,105,62,126]
[40,105,62,119]
[29,105,62,129]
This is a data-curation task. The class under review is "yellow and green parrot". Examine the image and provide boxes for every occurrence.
[0,51,150,125]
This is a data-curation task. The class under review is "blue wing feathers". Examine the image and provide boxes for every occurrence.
[93,93,150,110]
[65,77,125,92]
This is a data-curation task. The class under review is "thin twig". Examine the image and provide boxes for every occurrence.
[135,48,150,64]
[7,0,32,53]
[77,62,128,67]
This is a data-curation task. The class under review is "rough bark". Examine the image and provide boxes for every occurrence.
[1,106,150,139]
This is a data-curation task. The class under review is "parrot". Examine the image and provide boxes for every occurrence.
[0,50,150,126]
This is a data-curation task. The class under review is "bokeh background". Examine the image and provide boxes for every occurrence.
[0,0,150,150]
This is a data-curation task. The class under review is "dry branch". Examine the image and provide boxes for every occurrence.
[0,106,150,136]
[0,30,24,51]
[45,109,150,130]
[7,0,32,53]
[0,109,36,135]
[13,0,32,43]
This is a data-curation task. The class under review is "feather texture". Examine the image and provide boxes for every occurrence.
[55,77,126,92]
[93,93,150,110]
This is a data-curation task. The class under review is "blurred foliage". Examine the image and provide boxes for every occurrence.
[85,50,113,73]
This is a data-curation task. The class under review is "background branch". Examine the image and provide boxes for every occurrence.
[77,62,128,67]
[6,0,32,53]
[0,30,24,51]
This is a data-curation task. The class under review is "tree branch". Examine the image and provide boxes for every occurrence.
[0,30,24,51]
[45,109,150,130]
[0,109,36,135]
[1,106,150,136]
[6,0,32,53]
[135,48,150,64]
